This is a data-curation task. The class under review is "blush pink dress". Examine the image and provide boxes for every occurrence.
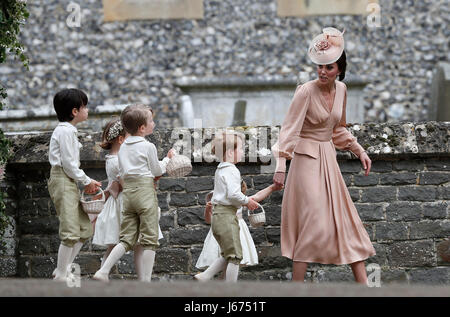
[272,79,376,264]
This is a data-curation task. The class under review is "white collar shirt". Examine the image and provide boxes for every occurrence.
[211,162,249,208]
[48,122,91,186]
[118,136,170,179]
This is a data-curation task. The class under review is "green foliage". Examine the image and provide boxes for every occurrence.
[0,0,29,110]
[0,0,29,246]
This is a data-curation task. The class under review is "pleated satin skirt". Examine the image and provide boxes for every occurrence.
[280,139,376,264]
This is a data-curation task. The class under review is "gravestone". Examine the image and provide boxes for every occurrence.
[429,62,450,122]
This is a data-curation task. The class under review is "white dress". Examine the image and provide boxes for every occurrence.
[93,154,163,246]
[196,207,258,268]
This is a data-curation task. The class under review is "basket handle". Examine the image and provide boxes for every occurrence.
[81,187,105,202]
[247,202,264,217]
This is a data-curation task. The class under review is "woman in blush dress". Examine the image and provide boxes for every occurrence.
[272,27,375,284]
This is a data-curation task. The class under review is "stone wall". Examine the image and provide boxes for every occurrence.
[0,122,449,284]
[0,0,448,129]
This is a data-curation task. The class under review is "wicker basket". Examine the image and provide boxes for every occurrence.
[247,203,266,228]
[80,188,105,215]
[166,154,192,177]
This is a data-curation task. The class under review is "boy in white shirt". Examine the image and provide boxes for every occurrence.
[93,104,174,282]
[47,88,101,282]
[195,132,258,282]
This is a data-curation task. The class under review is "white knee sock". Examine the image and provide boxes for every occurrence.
[134,244,144,281]
[99,243,126,274]
[54,244,73,281]
[52,241,83,278]
[196,257,227,281]
[69,242,83,265]
[142,249,156,283]
[225,262,239,282]
[101,245,115,268]
[218,261,228,280]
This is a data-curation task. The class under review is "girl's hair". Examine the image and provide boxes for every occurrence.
[53,88,88,122]
[241,179,247,194]
[211,131,245,161]
[100,119,126,150]
[336,50,347,81]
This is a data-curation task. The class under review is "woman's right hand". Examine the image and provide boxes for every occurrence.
[273,172,285,190]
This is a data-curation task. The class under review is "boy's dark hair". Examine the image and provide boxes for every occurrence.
[53,88,88,122]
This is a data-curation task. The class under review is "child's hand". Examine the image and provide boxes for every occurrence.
[246,198,259,211]
[105,181,120,199]
[84,180,101,194]
[153,176,161,189]
[204,202,213,224]
[167,149,175,159]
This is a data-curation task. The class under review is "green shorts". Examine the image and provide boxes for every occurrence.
[47,166,93,247]
[211,204,242,264]
[119,177,159,252]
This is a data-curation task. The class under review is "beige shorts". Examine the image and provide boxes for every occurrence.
[212,204,242,264]
[47,166,93,247]
[119,177,159,252]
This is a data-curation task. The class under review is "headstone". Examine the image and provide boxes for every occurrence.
[430,62,450,121]
[232,100,247,127]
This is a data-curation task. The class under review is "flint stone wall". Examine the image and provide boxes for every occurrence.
[0,0,449,127]
[0,121,449,284]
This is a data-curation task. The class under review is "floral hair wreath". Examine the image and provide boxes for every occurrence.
[106,120,123,142]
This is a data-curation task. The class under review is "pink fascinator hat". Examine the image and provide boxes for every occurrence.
[308,27,345,65]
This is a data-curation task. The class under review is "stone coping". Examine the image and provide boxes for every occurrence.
[0,104,128,121]
[5,122,449,167]
[175,75,367,89]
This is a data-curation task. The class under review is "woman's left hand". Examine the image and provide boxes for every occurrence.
[359,152,371,176]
